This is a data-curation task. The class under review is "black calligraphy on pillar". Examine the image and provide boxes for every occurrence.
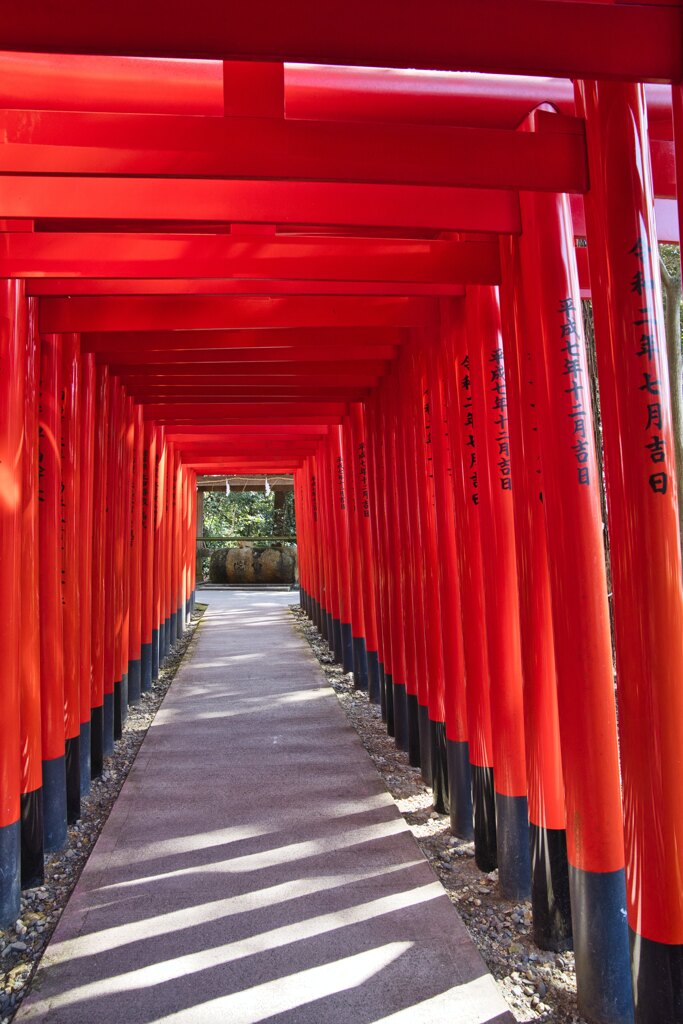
[460,355,478,505]
[336,456,346,511]
[558,297,590,486]
[60,388,67,603]
[629,235,668,496]
[423,388,434,482]
[141,448,149,532]
[357,442,370,518]
[489,348,512,491]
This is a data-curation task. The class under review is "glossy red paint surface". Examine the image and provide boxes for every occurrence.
[79,351,96,726]
[499,237,565,832]
[578,79,683,943]
[38,333,65,763]
[61,333,82,742]
[467,285,527,800]
[20,298,42,795]
[441,300,494,772]
[518,184,623,873]
[0,280,25,825]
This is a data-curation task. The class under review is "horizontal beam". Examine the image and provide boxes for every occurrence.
[118,374,383,388]
[0,108,588,194]
[0,232,501,284]
[126,389,370,400]
[165,425,329,437]
[25,277,465,297]
[83,327,404,353]
[40,295,434,333]
[0,56,673,128]
[1,2,680,81]
[110,362,389,379]
[0,177,522,234]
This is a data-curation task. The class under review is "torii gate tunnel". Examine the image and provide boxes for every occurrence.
[2,8,683,1022]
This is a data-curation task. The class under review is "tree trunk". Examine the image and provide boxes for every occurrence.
[272,488,286,536]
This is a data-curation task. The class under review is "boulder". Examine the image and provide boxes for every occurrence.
[209,542,297,585]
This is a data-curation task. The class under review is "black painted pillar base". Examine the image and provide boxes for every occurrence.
[170,610,177,646]
[177,603,185,638]
[393,682,408,752]
[447,739,474,839]
[430,720,449,815]
[495,792,531,900]
[472,765,497,872]
[333,617,343,664]
[91,704,104,778]
[569,864,633,1024]
[320,605,328,640]
[42,754,67,852]
[141,642,152,692]
[406,692,421,768]
[103,691,114,756]
[79,720,91,797]
[121,672,129,724]
[630,928,683,1024]
[367,650,381,704]
[529,823,572,951]
[20,788,44,890]
[128,659,142,705]
[165,615,172,655]
[65,735,81,824]
[0,820,20,928]
[341,621,354,673]
[352,635,369,690]
[114,678,123,741]
[385,672,395,737]
[151,627,160,681]
[379,663,387,721]
[418,704,432,786]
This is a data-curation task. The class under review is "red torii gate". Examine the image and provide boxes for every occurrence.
[0,17,682,1024]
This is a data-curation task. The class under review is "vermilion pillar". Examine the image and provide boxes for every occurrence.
[399,366,432,782]
[518,183,630,1022]
[349,402,381,702]
[442,299,496,871]
[577,79,683,1024]
[320,437,341,660]
[0,280,25,922]
[393,363,422,765]
[20,296,43,889]
[117,395,135,729]
[61,332,82,824]
[367,396,394,728]
[128,404,144,703]
[39,332,67,851]
[413,346,450,810]
[383,384,409,750]
[103,376,121,754]
[152,426,166,680]
[79,351,96,795]
[500,235,571,951]
[426,327,472,838]
[141,421,157,690]
[341,414,367,689]
[90,363,109,777]
[467,285,530,900]
[162,439,174,661]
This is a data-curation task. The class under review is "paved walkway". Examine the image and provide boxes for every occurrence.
[18,591,513,1024]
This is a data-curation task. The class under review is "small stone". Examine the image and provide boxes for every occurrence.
[10,942,27,952]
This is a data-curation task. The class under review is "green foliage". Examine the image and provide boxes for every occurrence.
[203,489,295,539]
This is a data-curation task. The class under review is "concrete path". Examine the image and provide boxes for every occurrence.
[17,591,514,1024]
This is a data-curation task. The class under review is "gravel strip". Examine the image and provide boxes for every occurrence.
[0,604,206,1024]
[290,604,588,1024]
